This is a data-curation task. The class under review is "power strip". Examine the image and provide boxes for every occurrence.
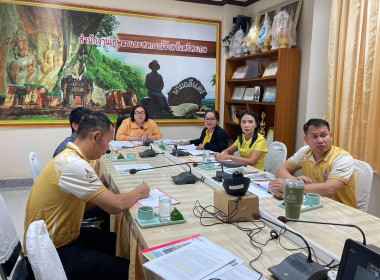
[327,271,338,280]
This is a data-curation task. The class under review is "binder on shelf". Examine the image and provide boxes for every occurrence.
[231,86,246,100]
[231,66,248,79]
[246,58,271,78]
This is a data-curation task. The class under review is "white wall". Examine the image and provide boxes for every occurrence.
[1,0,379,217]
[0,0,243,179]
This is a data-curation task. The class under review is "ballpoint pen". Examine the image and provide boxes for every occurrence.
[142,178,145,184]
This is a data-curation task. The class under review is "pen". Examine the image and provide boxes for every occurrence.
[142,178,145,184]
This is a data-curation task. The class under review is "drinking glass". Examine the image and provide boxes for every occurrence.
[159,195,171,222]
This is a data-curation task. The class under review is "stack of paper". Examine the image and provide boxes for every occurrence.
[142,235,266,280]
[109,140,134,148]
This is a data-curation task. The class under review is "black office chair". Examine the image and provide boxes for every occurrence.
[114,113,130,140]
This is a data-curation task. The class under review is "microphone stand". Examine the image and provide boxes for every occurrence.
[140,126,153,146]
[278,216,367,246]
[253,212,327,280]
[129,162,199,185]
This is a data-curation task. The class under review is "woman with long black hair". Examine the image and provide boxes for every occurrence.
[214,110,268,170]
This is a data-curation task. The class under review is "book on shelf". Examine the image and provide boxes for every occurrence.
[230,105,246,124]
[231,66,248,79]
[231,86,246,100]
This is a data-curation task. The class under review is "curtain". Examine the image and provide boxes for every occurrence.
[326,0,380,173]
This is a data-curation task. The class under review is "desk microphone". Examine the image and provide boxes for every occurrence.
[129,162,198,184]
[253,212,327,280]
[140,126,153,146]
[278,216,367,246]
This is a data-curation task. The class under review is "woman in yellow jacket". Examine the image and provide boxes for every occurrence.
[116,105,162,141]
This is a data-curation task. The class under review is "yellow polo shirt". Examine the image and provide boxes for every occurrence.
[287,145,357,208]
[234,133,268,170]
[24,143,106,251]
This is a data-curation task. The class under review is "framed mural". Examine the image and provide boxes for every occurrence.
[0,0,221,126]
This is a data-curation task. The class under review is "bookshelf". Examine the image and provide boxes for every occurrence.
[224,48,300,157]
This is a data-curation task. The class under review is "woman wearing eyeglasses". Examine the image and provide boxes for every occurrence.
[116,105,162,141]
[214,110,267,170]
[180,109,228,152]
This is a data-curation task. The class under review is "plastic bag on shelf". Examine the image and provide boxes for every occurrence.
[257,13,272,52]
[228,28,245,58]
[242,17,260,54]
[271,10,296,49]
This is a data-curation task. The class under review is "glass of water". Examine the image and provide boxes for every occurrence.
[111,146,119,158]
[159,195,171,222]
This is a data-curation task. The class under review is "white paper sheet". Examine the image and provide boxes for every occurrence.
[248,183,273,198]
[109,141,134,148]
[114,164,154,174]
[143,242,237,280]
[136,188,180,208]
[203,263,266,280]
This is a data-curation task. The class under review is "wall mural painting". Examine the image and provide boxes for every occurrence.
[0,0,221,126]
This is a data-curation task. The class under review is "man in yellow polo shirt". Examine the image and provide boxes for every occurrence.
[269,119,357,208]
[24,111,150,279]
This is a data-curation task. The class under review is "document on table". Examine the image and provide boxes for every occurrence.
[136,188,180,208]
[143,242,240,280]
[114,163,154,174]
[142,234,203,260]
[109,140,134,148]
[248,182,273,198]
[177,144,197,150]
[203,263,266,280]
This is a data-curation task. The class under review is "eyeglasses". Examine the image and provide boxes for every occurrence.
[134,112,145,116]
[205,118,216,122]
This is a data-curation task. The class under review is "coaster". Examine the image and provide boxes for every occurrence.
[198,163,221,171]
[278,200,324,212]
[134,213,187,229]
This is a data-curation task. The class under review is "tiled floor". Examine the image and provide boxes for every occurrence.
[0,185,31,240]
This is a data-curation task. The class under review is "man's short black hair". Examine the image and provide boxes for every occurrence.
[77,112,114,139]
[303,119,330,135]
[69,107,92,133]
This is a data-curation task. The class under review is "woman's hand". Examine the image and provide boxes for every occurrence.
[196,143,205,150]
[137,134,147,141]
[214,152,230,161]
[179,141,190,146]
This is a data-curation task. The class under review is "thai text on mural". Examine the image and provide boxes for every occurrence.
[79,34,208,54]
[171,78,206,95]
